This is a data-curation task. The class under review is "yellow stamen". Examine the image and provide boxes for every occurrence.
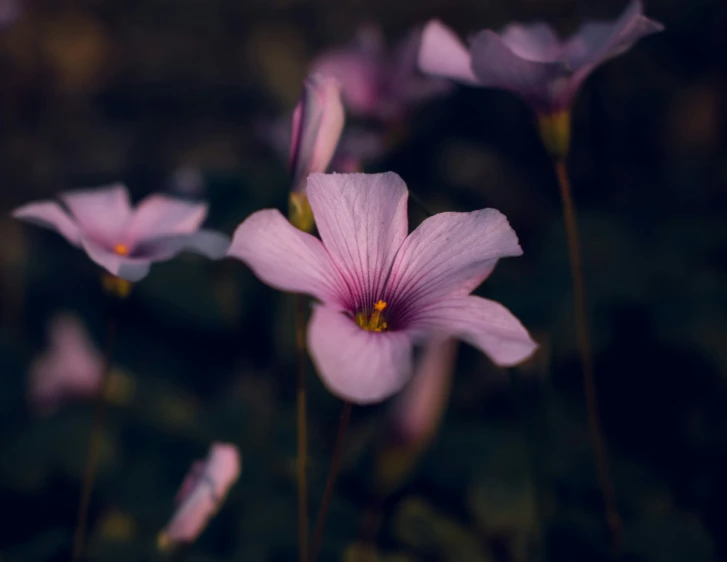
[355,300,389,332]
[113,243,130,256]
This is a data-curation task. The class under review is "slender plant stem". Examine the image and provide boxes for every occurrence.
[295,295,309,562]
[72,313,117,562]
[310,401,353,562]
[553,159,621,548]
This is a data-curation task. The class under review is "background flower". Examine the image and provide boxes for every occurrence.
[13,184,230,282]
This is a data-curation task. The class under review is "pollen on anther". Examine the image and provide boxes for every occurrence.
[113,243,130,256]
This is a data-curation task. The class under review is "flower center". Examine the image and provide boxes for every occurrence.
[113,243,130,256]
[355,300,388,332]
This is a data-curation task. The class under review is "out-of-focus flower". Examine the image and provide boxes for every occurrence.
[392,338,459,445]
[228,172,536,404]
[418,0,664,157]
[13,184,230,282]
[312,24,452,124]
[375,338,459,493]
[29,314,102,416]
[158,443,242,550]
[258,117,385,176]
[289,74,345,231]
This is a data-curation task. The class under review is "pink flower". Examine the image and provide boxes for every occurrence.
[12,184,229,282]
[158,443,241,549]
[28,314,103,416]
[392,338,458,445]
[228,172,537,404]
[311,24,452,124]
[290,74,346,194]
[418,0,663,114]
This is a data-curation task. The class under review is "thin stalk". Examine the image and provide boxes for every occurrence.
[310,401,352,562]
[553,159,621,548]
[295,294,309,562]
[72,313,117,562]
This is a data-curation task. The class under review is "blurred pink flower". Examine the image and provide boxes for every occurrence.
[228,172,536,404]
[258,116,385,175]
[29,314,103,416]
[311,24,452,123]
[13,184,229,282]
[392,338,458,445]
[418,0,663,114]
[158,443,241,549]
[290,74,345,193]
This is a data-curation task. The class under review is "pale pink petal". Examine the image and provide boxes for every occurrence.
[307,305,414,404]
[124,195,207,246]
[29,314,102,416]
[393,338,458,444]
[566,0,664,73]
[60,184,132,246]
[134,230,230,261]
[12,201,82,246]
[306,172,408,309]
[387,209,522,315]
[410,296,537,367]
[469,30,569,110]
[227,209,347,306]
[79,239,152,282]
[290,75,346,193]
[159,443,241,548]
[418,20,479,85]
[499,23,562,62]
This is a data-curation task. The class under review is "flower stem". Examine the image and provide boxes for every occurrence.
[310,400,352,562]
[295,294,309,562]
[553,159,621,548]
[72,311,117,562]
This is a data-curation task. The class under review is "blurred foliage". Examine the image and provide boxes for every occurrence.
[1,0,727,561]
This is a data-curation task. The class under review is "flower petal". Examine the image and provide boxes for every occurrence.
[469,30,570,110]
[418,20,479,84]
[308,305,414,404]
[499,23,562,62]
[306,172,408,310]
[124,195,208,246]
[227,209,346,305]
[386,208,522,315]
[12,201,82,245]
[565,0,664,73]
[80,238,152,282]
[411,296,537,367]
[134,230,230,261]
[60,184,132,246]
[290,75,346,193]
